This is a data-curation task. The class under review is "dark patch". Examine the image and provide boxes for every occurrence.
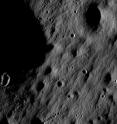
[84,2,101,31]
[24,80,32,92]
[106,119,111,124]
[6,108,13,118]
[71,48,77,58]
[69,116,76,124]
[97,116,101,121]
[103,88,106,93]
[43,66,52,76]
[29,92,36,104]
[88,119,93,124]
[45,97,51,106]
[57,80,63,87]
[73,90,79,100]
[0,116,8,124]
[103,72,111,86]
[44,43,54,55]
[70,33,75,38]
[36,80,44,93]
[82,69,87,74]
[31,116,43,124]
[108,94,114,103]
[103,113,109,121]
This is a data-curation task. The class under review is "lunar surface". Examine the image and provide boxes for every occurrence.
[0,0,117,124]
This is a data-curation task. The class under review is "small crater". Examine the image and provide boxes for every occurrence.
[82,69,87,74]
[97,116,101,121]
[103,72,111,86]
[57,80,63,87]
[88,119,93,124]
[70,33,75,38]
[36,80,44,93]
[73,90,79,100]
[0,72,10,87]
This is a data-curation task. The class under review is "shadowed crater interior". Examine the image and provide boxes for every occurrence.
[84,2,101,31]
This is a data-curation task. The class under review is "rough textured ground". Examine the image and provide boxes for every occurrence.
[0,0,117,124]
